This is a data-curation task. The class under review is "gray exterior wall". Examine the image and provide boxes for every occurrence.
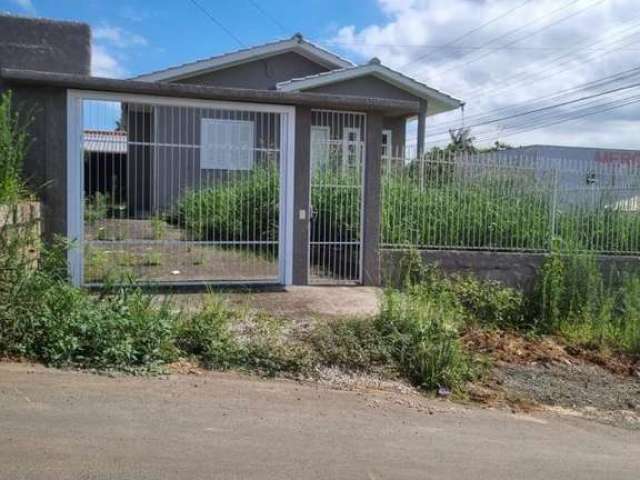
[0,14,90,75]
[126,105,281,213]
[307,75,419,102]
[0,15,91,240]
[380,249,640,292]
[9,86,68,240]
[175,52,329,90]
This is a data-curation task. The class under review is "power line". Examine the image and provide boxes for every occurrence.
[469,95,640,144]
[426,80,640,140]
[455,14,640,100]
[326,40,640,52]
[429,0,607,78]
[188,0,245,48]
[400,0,533,70]
[429,86,640,143]
[430,64,640,131]
[246,0,288,35]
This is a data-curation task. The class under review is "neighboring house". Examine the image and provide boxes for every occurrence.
[83,129,128,205]
[128,34,462,211]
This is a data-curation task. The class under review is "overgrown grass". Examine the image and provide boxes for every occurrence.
[175,166,640,262]
[534,241,640,354]
[0,91,30,204]
[175,166,279,243]
[382,173,640,253]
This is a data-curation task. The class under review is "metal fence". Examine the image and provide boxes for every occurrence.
[75,93,293,286]
[381,150,640,254]
[309,109,366,284]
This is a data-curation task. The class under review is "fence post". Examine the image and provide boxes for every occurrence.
[549,166,559,248]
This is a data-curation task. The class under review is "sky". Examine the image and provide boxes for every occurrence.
[2,0,639,150]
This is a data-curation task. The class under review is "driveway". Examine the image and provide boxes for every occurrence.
[1,362,638,480]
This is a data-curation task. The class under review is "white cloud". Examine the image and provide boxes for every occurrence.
[11,0,35,13]
[329,0,640,149]
[90,24,149,79]
[91,45,127,78]
[93,25,148,48]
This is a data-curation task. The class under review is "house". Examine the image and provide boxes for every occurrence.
[0,15,463,287]
[124,33,462,211]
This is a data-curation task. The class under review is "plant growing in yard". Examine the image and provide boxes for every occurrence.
[173,297,242,369]
[533,244,640,354]
[310,317,393,372]
[376,286,476,391]
[84,192,109,225]
[150,215,167,240]
[0,91,31,204]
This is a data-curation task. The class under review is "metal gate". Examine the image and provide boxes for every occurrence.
[309,110,366,284]
[67,91,295,287]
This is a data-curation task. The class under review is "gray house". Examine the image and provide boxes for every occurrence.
[1,16,463,287]
[125,34,462,212]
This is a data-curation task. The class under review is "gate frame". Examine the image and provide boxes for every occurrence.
[307,109,367,285]
[66,89,296,287]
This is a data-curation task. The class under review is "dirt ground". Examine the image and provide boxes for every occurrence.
[170,286,382,321]
[1,362,639,480]
[84,218,279,283]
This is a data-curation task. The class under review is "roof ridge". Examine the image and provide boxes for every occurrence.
[131,34,354,81]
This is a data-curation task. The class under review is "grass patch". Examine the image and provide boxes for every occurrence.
[534,242,640,355]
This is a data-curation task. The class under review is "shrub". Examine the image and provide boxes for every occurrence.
[0,241,179,368]
[176,166,279,243]
[174,297,242,369]
[377,286,476,391]
[395,250,526,329]
[0,91,31,204]
[533,243,640,354]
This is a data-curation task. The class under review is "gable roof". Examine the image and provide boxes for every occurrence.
[276,59,463,115]
[133,33,354,82]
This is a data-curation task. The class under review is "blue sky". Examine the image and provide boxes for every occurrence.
[3,0,640,149]
[0,0,383,77]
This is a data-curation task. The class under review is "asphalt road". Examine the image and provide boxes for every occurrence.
[1,362,638,480]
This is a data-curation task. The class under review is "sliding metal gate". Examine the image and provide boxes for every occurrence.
[67,91,294,287]
[309,110,366,284]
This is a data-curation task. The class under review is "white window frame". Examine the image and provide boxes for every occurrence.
[382,129,393,159]
[200,118,255,171]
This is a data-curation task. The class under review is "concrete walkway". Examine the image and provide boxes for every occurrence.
[1,362,638,480]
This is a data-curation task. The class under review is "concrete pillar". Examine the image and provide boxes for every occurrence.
[291,106,311,285]
[416,99,428,157]
[361,111,383,286]
[10,86,68,241]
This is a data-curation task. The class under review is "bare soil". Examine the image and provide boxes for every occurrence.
[463,329,640,429]
[84,218,278,283]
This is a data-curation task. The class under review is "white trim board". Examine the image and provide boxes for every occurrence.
[133,36,354,83]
